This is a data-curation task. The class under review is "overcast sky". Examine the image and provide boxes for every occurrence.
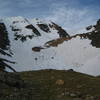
[0,0,100,33]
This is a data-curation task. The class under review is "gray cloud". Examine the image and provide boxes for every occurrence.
[0,0,99,34]
[45,3,98,34]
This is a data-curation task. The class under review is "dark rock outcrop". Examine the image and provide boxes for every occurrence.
[37,24,50,33]
[51,22,70,38]
[72,19,100,48]
[32,46,44,52]
[0,58,16,72]
[25,24,41,36]
[0,23,15,72]
[0,23,10,50]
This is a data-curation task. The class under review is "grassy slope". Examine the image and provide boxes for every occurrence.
[0,69,100,100]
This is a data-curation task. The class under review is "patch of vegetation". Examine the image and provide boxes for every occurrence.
[45,37,68,47]
[0,69,100,100]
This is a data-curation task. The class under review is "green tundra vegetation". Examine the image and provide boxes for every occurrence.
[0,69,100,100]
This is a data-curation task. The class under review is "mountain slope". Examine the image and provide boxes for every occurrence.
[0,16,69,71]
[0,69,100,100]
[0,17,100,76]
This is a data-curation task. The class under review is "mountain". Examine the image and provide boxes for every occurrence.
[0,16,69,71]
[0,16,100,76]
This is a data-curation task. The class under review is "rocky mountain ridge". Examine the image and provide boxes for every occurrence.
[0,17,100,76]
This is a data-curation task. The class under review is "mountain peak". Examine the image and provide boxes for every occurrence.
[0,18,100,76]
